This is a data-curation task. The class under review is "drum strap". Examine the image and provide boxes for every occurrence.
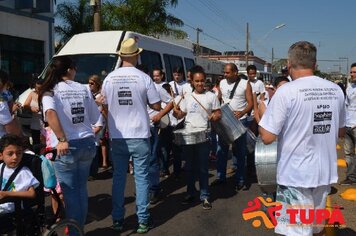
[229,78,241,99]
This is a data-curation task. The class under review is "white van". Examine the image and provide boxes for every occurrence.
[49,31,195,83]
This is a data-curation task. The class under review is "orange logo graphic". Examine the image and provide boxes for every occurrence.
[242,197,282,229]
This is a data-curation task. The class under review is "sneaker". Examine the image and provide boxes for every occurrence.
[87,176,96,181]
[210,179,227,186]
[136,220,154,234]
[129,161,134,175]
[202,199,212,210]
[226,167,236,174]
[339,178,355,185]
[181,195,195,205]
[160,170,170,178]
[209,152,217,161]
[111,220,124,232]
[149,193,160,205]
[235,182,245,192]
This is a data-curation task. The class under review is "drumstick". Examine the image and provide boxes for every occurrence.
[191,95,209,115]
[169,87,177,109]
[176,92,186,106]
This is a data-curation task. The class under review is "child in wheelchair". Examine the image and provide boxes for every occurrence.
[0,134,40,232]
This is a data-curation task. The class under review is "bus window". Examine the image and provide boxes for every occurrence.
[184,58,195,71]
[140,50,163,73]
[163,54,184,82]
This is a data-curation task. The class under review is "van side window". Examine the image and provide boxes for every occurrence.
[163,54,184,82]
[184,58,195,71]
[140,50,163,73]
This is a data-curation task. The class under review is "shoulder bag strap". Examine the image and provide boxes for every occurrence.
[229,78,241,99]
[0,163,5,190]
[2,164,23,191]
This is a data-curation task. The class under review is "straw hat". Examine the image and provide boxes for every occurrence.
[117,38,143,57]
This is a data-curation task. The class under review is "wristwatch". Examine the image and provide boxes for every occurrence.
[58,137,67,142]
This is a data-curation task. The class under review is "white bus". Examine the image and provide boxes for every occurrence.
[47,31,196,83]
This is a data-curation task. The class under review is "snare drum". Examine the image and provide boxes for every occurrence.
[173,128,210,146]
[255,137,278,193]
[211,104,247,144]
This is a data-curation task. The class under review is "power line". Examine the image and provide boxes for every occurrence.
[182,0,240,41]
[184,22,238,50]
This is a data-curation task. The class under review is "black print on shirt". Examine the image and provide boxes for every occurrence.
[314,112,332,122]
[118,91,132,97]
[313,124,331,134]
[70,102,85,124]
[119,99,133,105]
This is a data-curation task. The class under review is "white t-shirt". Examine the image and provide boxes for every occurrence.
[249,79,266,118]
[0,164,40,214]
[182,82,194,95]
[42,80,100,141]
[219,78,249,119]
[169,80,186,96]
[345,83,356,127]
[249,79,266,95]
[0,101,12,138]
[101,67,160,138]
[168,95,184,127]
[148,82,172,127]
[92,114,105,145]
[180,91,220,130]
[259,76,346,188]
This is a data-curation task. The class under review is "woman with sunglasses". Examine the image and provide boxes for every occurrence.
[38,56,100,230]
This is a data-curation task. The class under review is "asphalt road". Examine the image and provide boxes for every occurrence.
[81,143,356,236]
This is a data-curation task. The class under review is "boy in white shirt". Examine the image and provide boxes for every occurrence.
[173,65,221,210]
[0,134,39,215]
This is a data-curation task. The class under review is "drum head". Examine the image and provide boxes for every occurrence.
[159,114,170,129]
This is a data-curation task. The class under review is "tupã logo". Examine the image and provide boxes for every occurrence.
[242,197,282,229]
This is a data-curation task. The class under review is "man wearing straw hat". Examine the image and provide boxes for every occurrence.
[101,38,161,234]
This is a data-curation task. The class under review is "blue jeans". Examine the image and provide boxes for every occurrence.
[216,118,248,184]
[150,127,161,194]
[89,146,100,177]
[158,127,171,173]
[209,129,218,154]
[184,141,210,200]
[111,138,150,224]
[53,137,96,227]
[344,127,356,181]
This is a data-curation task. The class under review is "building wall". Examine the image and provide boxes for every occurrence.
[204,55,271,72]
[0,1,54,91]
[0,11,52,62]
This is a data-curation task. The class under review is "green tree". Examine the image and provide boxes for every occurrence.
[54,0,93,44]
[102,0,186,38]
[54,0,187,45]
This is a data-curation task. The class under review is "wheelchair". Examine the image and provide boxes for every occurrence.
[0,151,84,236]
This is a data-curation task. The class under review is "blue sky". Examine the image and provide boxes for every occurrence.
[55,0,355,74]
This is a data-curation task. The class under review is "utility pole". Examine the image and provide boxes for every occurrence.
[245,22,249,70]
[196,28,203,56]
[271,47,274,74]
[93,0,101,31]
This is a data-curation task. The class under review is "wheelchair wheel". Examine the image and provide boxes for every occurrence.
[43,219,84,236]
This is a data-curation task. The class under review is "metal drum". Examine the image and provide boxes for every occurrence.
[159,114,170,129]
[211,104,247,144]
[246,129,257,154]
[255,137,278,193]
[173,128,210,146]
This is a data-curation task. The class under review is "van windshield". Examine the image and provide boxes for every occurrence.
[41,54,118,84]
